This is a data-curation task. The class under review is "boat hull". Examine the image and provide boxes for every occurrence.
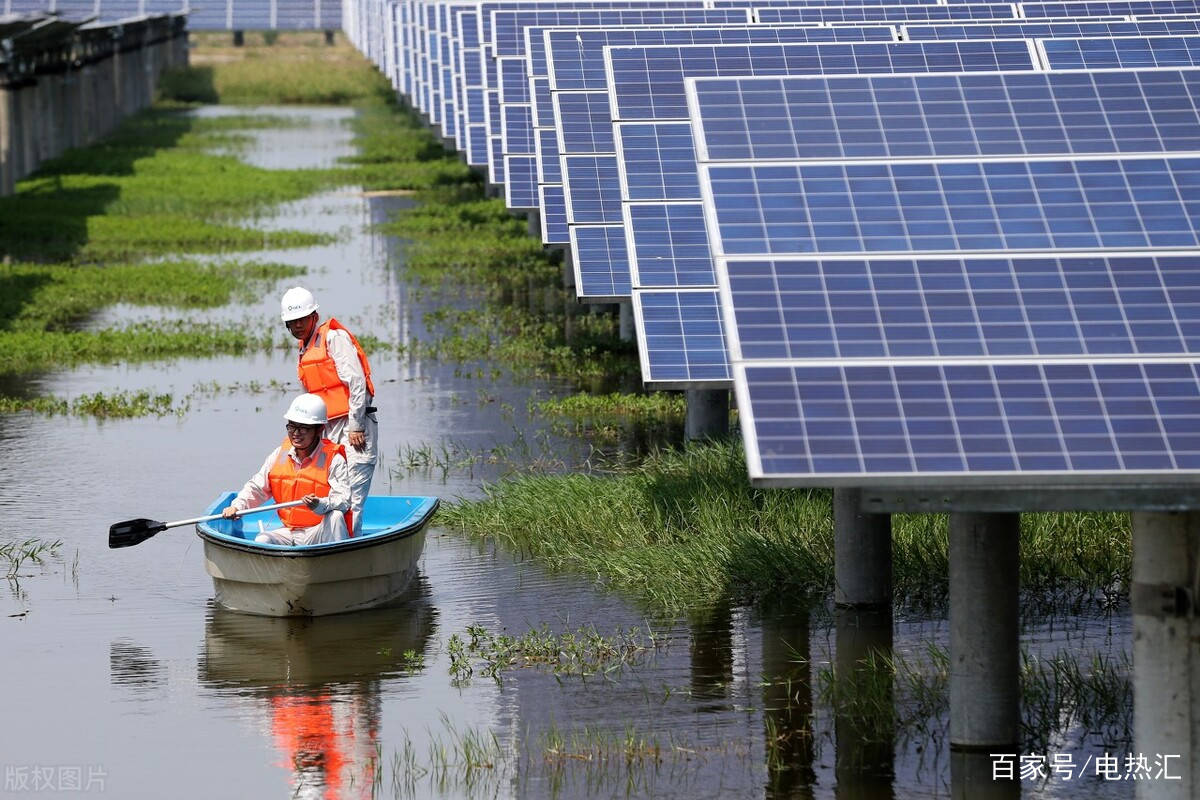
[196,494,438,617]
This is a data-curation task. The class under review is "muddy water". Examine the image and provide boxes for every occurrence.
[0,108,1133,799]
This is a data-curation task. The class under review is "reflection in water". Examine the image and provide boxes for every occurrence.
[689,603,734,707]
[951,749,1019,800]
[835,607,895,800]
[109,638,167,696]
[198,575,436,799]
[761,605,815,799]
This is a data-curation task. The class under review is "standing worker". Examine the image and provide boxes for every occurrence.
[279,286,378,538]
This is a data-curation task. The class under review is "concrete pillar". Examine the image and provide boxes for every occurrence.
[561,246,576,290]
[325,29,336,45]
[949,512,1020,749]
[618,300,634,342]
[685,388,728,441]
[834,606,894,798]
[1132,511,1200,800]
[0,84,10,197]
[526,208,540,239]
[233,30,245,47]
[18,84,35,180]
[834,489,892,608]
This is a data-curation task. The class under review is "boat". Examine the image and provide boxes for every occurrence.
[195,492,439,617]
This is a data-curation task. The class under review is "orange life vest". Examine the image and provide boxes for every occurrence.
[297,319,376,420]
[267,438,345,529]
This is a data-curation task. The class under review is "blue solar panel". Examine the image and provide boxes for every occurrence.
[1022,0,1200,17]
[490,136,506,184]
[702,157,1200,257]
[541,185,570,243]
[755,4,1019,23]
[544,23,896,92]
[1040,34,1200,69]
[532,76,555,127]
[635,290,734,387]
[505,155,539,209]
[555,91,615,154]
[469,124,490,168]
[491,7,749,56]
[563,155,623,223]
[688,69,1200,163]
[488,87,501,134]
[537,129,562,183]
[467,87,486,130]
[499,56,530,103]
[736,360,1200,481]
[502,104,535,154]
[616,122,700,200]
[605,39,1039,121]
[722,254,1200,361]
[903,18,1200,41]
[626,203,716,287]
[572,226,633,298]
[479,0,723,45]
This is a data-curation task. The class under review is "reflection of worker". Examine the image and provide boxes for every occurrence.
[221,394,350,545]
[279,287,378,538]
[270,689,379,800]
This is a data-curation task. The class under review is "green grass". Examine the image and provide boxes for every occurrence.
[440,439,1132,612]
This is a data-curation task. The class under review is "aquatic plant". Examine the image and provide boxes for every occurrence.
[2,537,64,579]
[441,439,1134,614]
[445,623,666,685]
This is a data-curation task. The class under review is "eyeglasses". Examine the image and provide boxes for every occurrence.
[286,423,318,434]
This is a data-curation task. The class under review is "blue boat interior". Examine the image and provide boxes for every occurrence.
[198,492,439,550]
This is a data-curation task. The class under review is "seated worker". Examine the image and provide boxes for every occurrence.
[221,393,350,546]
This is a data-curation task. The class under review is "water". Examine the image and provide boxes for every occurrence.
[0,107,1134,799]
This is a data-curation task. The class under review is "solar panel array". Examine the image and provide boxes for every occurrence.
[341,0,1200,491]
[1,0,341,27]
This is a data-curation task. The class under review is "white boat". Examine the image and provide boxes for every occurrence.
[195,492,438,617]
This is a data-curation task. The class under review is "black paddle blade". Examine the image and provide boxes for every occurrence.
[108,518,167,549]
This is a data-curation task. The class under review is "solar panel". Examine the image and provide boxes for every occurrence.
[554,90,616,154]
[1021,0,1200,17]
[615,121,701,201]
[1039,33,1200,68]
[491,6,748,56]
[541,184,571,243]
[755,4,1020,23]
[605,39,1039,121]
[537,129,562,183]
[502,104,535,155]
[532,76,555,126]
[625,202,716,286]
[901,18,1200,42]
[719,254,1200,361]
[500,56,531,103]
[687,69,1200,163]
[634,289,734,387]
[571,225,633,298]
[505,155,539,209]
[734,359,1200,483]
[700,155,1200,257]
[563,155,623,223]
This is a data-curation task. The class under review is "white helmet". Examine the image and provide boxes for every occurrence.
[284,393,328,426]
[280,286,319,322]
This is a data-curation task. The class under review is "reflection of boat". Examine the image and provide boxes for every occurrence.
[199,587,437,800]
[195,492,438,617]
[198,581,437,689]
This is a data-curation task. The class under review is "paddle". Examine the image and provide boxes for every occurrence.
[108,500,305,549]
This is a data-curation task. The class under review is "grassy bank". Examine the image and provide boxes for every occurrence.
[440,439,1131,613]
[0,33,470,412]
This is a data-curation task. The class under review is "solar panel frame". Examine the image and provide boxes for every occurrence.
[901,18,1198,41]
[625,201,718,287]
[571,224,634,300]
[1020,0,1200,18]
[541,184,571,243]
[754,4,1021,23]
[1038,32,1200,68]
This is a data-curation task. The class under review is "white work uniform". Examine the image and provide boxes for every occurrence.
[304,324,378,538]
[229,442,351,546]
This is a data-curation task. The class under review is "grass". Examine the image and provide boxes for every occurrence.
[440,438,1133,613]
[2,537,64,579]
[0,33,471,412]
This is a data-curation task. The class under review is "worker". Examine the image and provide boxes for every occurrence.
[221,393,350,545]
[279,286,378,537]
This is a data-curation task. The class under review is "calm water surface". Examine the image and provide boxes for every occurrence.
[0,107,1132,799]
